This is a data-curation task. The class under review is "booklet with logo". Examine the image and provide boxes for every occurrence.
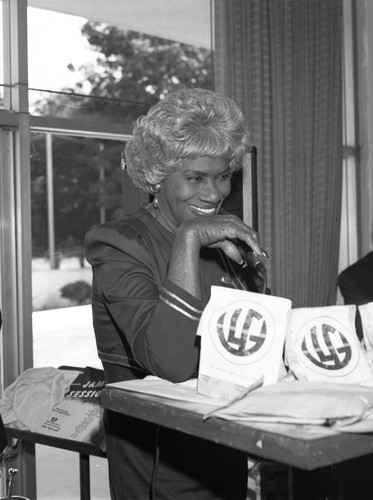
[197,286,292,401]
[285,305,373,386]
[36,366,106,452]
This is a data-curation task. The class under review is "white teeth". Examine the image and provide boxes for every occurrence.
[191,205,215,215]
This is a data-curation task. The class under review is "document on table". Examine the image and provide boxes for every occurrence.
[108,377,224,407]
[208,381,373,427]
[108,377,373,431]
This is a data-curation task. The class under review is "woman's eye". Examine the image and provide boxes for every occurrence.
[218,173,231,181]
[187,176,203,182]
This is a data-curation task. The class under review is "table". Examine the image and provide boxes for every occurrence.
[101,385,373,471]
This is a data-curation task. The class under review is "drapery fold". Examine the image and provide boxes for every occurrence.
[214,0,343,307]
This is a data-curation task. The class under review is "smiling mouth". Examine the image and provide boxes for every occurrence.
[189,205,217,216]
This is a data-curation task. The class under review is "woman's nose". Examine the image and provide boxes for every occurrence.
[200,180,223,203]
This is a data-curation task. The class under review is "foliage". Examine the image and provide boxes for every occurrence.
[60,280,92,306]
[33,24,212,124]
[31,133,124,257]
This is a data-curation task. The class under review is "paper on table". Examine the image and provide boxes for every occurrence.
[206,380,373,428]
[337,412,373,433]
[108,377,224,407]
[202,376,264,420]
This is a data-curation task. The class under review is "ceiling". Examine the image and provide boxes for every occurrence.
[28,0,212,48]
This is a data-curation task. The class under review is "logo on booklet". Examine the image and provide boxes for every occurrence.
[210,301,274,363]
[295,316,358,374]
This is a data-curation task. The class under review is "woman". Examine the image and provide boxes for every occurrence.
[85,88,267,500]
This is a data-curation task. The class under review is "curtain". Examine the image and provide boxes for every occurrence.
[214,0,343,307]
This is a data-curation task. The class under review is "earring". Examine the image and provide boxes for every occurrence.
[150,184,161,209]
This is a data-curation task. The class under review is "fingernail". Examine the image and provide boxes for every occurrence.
[261,248,269,259]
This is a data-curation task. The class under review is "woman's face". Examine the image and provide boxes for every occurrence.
[157,156,232,230]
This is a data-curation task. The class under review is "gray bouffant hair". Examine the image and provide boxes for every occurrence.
[124,88,252,191]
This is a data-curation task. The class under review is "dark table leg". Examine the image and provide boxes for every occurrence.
[79,453,90,500]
